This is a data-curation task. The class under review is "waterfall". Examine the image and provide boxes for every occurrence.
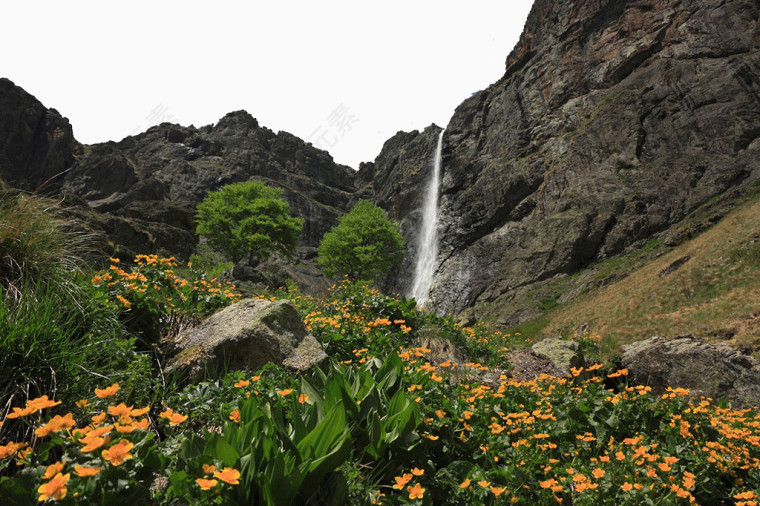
[409,129,444,307]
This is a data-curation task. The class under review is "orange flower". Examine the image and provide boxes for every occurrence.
[202,464,217,475]
[27,395,61,411]
[75,399,90,408]
[0,442,26,459]
[230,409,241,422]
[214,467,240,485]
[91,412,107,424]
[251,375,261,382]
[102,439,134,466]
[196,478,218,490]
[491,486,506,496]
[621,482,633,492]
[592,468,605,479]
[35,413,76,437]
[74,465,102,477]
[477,480,491,488]
[108,403,134,417]
[159,408,188,426]
[411,468,424,476]
[459,478,471,489]
[298,394,309,404]
[130,406,150,417]
[234,379,250,388]
[6,406,36,419]
[277,389,293,397]
[81,436,107,453]
[95,383,119,399]
[683,471,696,489]
[393,474,413,489]
[37,472,69,502]
[407,483,425,500]
[42,462,65,479]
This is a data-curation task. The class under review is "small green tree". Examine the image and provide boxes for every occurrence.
[195,181,303,264]
[317,200,404,282]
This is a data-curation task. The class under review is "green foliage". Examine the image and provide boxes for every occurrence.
[0,191,88,303]
[195,181,303,264]
[90,255,241,343]
[0,279,149,434]
[188,243,234,279]
[317,200,404,282]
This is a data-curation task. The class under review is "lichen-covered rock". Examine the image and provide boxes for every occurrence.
[621,335,760,409]
[531,338,586,376]
[165,299,326,384]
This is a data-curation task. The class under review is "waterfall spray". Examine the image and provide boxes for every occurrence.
[409,129,444,307]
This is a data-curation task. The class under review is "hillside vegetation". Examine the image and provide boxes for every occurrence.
[2,192,760,504]
[496,185,760,360]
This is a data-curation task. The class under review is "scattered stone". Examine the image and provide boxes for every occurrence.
[621,335,760,409]
[165,299,326,384]
[658,255,691,278]
[531,338,586,376]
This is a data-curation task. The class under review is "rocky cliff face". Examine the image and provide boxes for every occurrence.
[0,78,79,193]
[1,0,759,320]
[0,80,358,263]
[410,0,760,323]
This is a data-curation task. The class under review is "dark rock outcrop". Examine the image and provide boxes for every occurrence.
[0,78,79,193]
[61,110,357,260]
[165,299,327,384]
[621,335,760,409]
[2,0,759,319]
[399,0,760,321]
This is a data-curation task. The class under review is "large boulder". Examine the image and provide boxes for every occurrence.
[165,299,326,383]
[531,338,586,376]
[621,335,760,408]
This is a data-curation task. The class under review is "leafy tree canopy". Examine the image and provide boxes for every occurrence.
[195,181,303,264]
[317,200,404,282]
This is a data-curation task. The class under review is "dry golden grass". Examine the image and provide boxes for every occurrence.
[542,196,760,357]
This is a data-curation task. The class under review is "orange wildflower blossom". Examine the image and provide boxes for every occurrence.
[234,379,250,388]
[214,467,241,485]
[411,468,424,476]
[95,383,119,398]
[0,442,27,459]
[277,389,293,397]
[108,403,134,416]
[407,483,425,500]
[42,462,65,479]
[102,439,134,466]
[74,465,102,477]
[37,472,70,502]
[35,413,76,437]
[298,393,309,404]
[202,464,217,474]
[230,409,241,422]
[196,478,218,490]
[393,473,413,490]
[75,399,90,408]
[27,395,62,412]
[459,478,471,489]
[159,408,188,426]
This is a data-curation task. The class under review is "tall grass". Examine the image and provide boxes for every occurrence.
[0,190,151,438]
[0,191,89,303]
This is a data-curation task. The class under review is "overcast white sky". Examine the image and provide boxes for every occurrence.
[2,1,534,169]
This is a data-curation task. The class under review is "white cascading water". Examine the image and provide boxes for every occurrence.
[410,129,444,307]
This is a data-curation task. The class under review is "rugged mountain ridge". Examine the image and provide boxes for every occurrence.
[1,0,759,327]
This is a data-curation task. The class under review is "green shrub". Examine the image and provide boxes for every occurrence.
[317,200,404,283]
[195,181,303,264]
